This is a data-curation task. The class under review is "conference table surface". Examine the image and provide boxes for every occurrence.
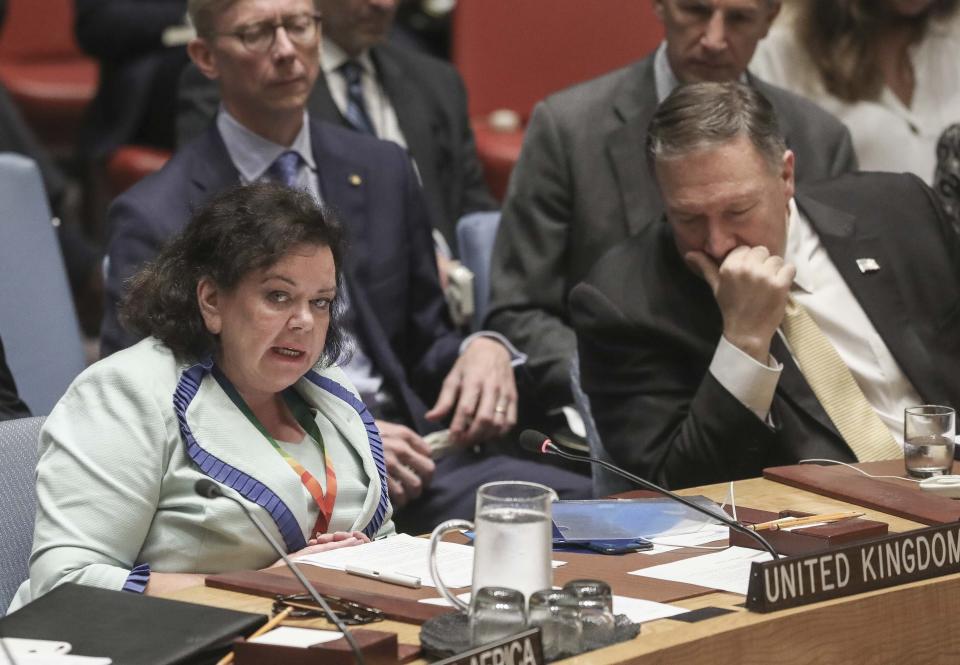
[168,476,960,665]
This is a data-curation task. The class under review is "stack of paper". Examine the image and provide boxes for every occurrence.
[629,546,772,595]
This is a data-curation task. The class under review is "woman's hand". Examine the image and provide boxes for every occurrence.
[268,531,369,568]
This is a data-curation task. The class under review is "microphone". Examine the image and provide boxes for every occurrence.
[518,430,779,559]
[194,479,366,665]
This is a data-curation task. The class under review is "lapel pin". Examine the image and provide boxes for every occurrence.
[348,173,362,187]
[856,258,880,274]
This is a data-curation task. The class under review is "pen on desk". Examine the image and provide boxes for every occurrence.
[215,605,293,665]
[345,564,422,589]
[750,511,864,532]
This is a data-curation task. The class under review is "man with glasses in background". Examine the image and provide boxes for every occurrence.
[177,0,496,262]
[102,0,589,534]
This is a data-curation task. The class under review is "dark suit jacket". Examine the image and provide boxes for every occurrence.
[101,120,461,433]
[0,336,30,420]
[75,0,188,155]
[485,54,859,412]
[176,42,495,250]
[570,172,960,489]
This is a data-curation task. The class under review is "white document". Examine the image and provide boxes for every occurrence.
[296,534,567,589]
[249,627,343,648]
[0,639,111,665]
[629,546,772,595]
[295,533,474,588]
[638,524,729,555]
[0,656,111,665]
[612,595,686,623]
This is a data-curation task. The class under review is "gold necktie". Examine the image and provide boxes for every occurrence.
[780,298,902,462]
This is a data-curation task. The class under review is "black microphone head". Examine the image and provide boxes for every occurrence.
[519,429,551,454]
[194,478,223,499]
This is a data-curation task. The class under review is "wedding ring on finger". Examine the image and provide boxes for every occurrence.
[494,401,509,414]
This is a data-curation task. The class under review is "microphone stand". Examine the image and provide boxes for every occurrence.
[197,481,366,665]
[536,439,780,560]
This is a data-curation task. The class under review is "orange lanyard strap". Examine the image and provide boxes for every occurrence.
[213,366,338,537]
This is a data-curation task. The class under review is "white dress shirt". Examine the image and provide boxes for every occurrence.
[709,199,923,445]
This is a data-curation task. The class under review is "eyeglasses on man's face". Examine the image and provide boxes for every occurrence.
[218,13,322,53]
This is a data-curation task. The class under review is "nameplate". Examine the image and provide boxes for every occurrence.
[432,628,544,665]
[746,521,960,612]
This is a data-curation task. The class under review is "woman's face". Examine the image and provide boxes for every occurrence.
[886,0,937,17]
[198,243,337,401]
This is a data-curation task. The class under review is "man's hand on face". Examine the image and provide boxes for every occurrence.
[685,245,796,363]
[424,337,518,446]
[376,420,436,510]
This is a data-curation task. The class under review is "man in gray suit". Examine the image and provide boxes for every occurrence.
[486,0,858,430]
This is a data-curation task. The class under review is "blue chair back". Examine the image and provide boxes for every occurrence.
[456,211,501,330]
[0,415,44,615]
[569,354,635,497]
[0,153,85,415]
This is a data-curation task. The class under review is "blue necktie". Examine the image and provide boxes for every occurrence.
[339,60,376,136]
[268,150,301,188]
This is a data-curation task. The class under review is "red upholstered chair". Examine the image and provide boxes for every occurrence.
[0,0,98,154]
[104,145,172,200]
[452,0,664,200]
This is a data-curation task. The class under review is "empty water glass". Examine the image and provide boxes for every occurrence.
[469,587,527,647]
[563,579,613,612]
[574,597,616,651]
[527,589,582,660]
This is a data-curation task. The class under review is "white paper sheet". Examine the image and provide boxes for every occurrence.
[0,656,111,665]
[249,627,343,648]
[295,533,474,587]
[638,524,729,554]
[629,546,772,595]
[296,534,567,589]
[611,596,687,623]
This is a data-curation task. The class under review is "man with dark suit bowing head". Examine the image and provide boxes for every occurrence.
[102,0,589,533]
[486,0,859,437]
[570,81,960,491]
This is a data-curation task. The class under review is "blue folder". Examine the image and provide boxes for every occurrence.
[551,496,725,544]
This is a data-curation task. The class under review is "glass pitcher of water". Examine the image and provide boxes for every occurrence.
[429,481,555,611]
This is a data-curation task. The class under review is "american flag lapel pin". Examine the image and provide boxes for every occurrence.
[856,258,880,274]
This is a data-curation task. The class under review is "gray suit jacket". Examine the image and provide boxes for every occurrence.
[176,43,495,251]
[485,55,858,412]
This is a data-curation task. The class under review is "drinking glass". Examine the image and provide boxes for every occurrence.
[562,579,613,612]
[574,597,616,651]
[429,481,555,612]
[469,587,527,647]
[904,405,956,478]
[527,589,582,660]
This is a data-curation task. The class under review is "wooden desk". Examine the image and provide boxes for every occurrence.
[168,477,960,664]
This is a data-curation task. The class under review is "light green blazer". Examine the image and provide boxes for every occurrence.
[10,338,393,611]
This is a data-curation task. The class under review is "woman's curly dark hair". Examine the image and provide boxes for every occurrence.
[120,182,350,365]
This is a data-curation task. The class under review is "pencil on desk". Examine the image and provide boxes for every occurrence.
[750,511,864,532]
[215,605,294,665]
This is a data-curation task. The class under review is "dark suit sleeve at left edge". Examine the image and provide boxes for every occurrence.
[0,336,30,420]
[569,281,776,489]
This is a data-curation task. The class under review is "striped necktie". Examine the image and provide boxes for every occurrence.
[780,297,902,462]
[338,60,376,135]
[268,150,301,188]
